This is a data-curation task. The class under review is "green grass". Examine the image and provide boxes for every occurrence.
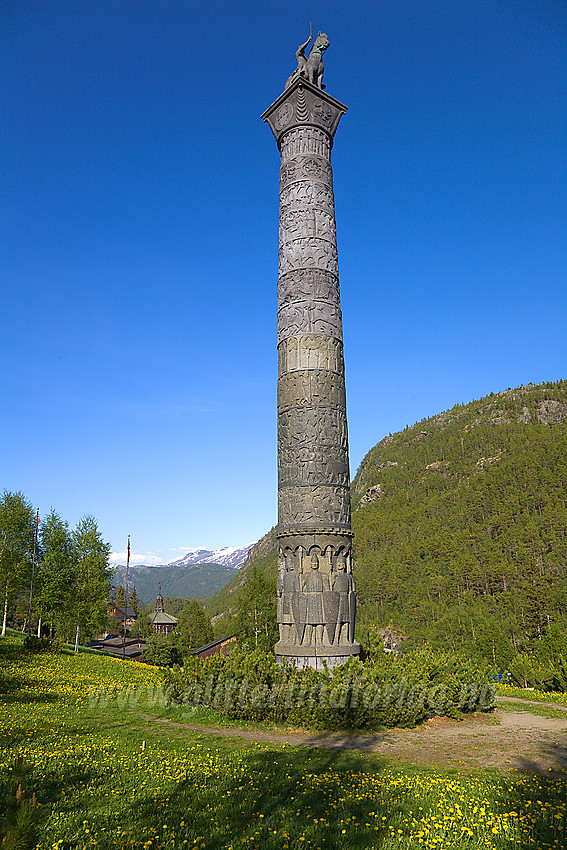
[2,633,567,849]
[498,684,567,707]
[496,699,567,721]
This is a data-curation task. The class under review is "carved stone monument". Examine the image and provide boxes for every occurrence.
[262,32,360,670]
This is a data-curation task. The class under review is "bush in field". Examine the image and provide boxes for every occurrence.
[164,646,495,730]
[144,634,181,667]
[508,653,567,693]
[23,633,51,652]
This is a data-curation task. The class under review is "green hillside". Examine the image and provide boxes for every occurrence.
[352,380,567,663]
[206,380,567,667]
[114,562,237,606]
[204,529,278,635]
[142,596,192,619]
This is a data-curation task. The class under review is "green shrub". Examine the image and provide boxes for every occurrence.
[164,646,495,730]
[508,653,567,693]
[22,634,51,653]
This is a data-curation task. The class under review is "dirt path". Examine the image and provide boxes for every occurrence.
[142,705,567,773]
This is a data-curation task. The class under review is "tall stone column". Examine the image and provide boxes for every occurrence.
[262,51,360,670]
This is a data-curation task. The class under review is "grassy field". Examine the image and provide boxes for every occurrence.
[2,633,567,849]
[495,699,567,720]
[498,683,567,707]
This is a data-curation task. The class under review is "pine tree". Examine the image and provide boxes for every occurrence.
[130,586,139,617]
[116,584,125,608]
[237,565,277,650]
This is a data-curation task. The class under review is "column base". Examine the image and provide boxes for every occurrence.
[275,641,360,672]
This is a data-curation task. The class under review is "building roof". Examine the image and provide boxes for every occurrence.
[99,637,146,649]
[150,611,178,625]
[108,605,136,619]
[101,646,144,658]
[191,635,236,655]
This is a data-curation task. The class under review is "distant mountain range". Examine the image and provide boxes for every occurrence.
[112,543,254,605]
[160,544,254,571]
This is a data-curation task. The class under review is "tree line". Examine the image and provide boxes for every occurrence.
[0,490,111,649]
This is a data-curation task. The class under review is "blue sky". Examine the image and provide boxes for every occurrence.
[2,0,565,565]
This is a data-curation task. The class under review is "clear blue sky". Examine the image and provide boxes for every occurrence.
[2,0,565,565]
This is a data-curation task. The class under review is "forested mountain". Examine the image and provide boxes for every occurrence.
[352,380,567,664]
[204,530,278,629]
[206,380,567,668]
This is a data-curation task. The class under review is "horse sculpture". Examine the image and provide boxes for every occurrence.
[285,29,330,91]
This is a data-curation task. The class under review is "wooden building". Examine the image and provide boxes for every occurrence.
[191,635,237,660]
[149,592,177,637]
[107,603,136,634]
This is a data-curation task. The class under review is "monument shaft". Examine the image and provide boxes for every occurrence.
[263,51,360,669]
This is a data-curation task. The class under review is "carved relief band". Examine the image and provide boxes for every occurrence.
[280,127,331,161]
[278,269,340,308]
[279,206,336,244]
[277,370,346,410]
[278,334,344,374]
[279,181,335,217]
[277,406,348,450]
[280,156,333,190]
[278,444,350,487]
[277,299,343,343]
[278,484,352,530]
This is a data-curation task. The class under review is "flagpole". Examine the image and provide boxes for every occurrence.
[122,535,130,661]
[27,509,40,635]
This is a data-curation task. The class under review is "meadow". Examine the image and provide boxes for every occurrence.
[1,633,567,849]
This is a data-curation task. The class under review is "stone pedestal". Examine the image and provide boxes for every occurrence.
[263,76,360,670]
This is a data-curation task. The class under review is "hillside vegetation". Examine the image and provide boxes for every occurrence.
[352,380,567,666]
[204,529,278,631]
[207,381,567,672]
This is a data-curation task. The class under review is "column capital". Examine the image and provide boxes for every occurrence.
[262,78,348,147]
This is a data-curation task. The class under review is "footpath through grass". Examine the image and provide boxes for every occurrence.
[1,633,567,850]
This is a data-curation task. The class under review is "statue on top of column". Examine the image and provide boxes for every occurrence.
[285,25,329,91]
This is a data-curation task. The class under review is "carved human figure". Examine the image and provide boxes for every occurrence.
[286,32,312,89]
[332,552,356,645]
[280,553,301,645]
[300,549,330,646]
[276,552,285,634]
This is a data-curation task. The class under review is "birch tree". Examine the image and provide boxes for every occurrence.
[36,510,74,638]
[72,515,112,651]
[0,491,35,636]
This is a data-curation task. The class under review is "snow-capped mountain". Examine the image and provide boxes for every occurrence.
[117,543,254,573]
[112,544,255,605]
[164,544,253,570]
